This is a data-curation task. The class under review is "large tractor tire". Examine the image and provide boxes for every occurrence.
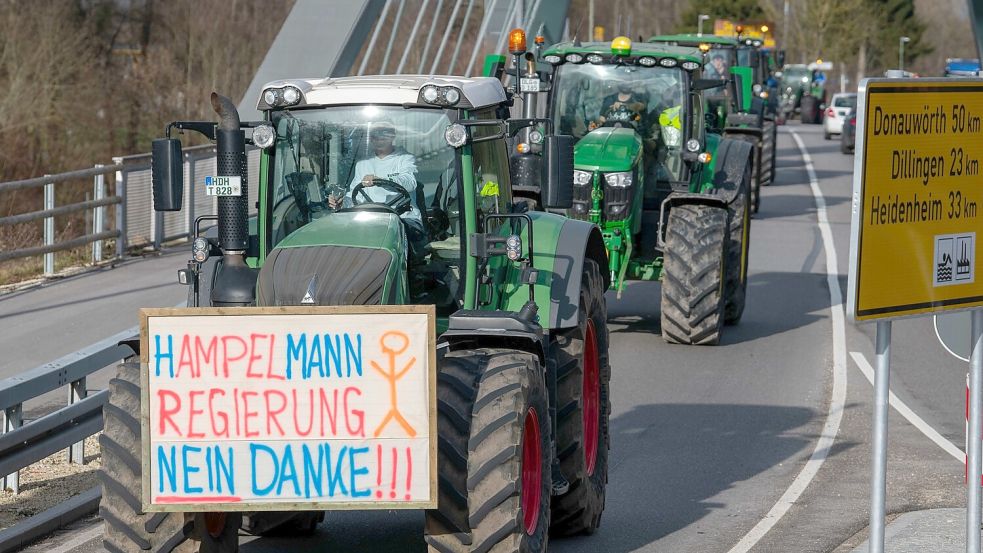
[761,119,777,187]
[550,259,611,536]
[722,164,753,325]
[800,95,819,124]
[660,204,728,345]
[425,349,552,553]
[100,359,240,553]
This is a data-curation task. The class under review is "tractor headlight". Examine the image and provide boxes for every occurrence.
[442,87,461,105]
[662,125,682,147]
[544,54,562,64]
[444,123,468,148]
[421,85,440,103]
[604,171,632,188]
[638,57,656,67]
[587,54,604,64]
[685,138,701,152]
[681,61,700,71]
[251,124,276,149]
[262,88,279,106]
[573,169,592,186]
[658,58,678,68]
[529,129,544,144]
[506,234,522,261]
[192,237,210,263]
[282,86,301,105]
[565,53,584,63]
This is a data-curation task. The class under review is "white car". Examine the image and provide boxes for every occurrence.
[823,93,857,139]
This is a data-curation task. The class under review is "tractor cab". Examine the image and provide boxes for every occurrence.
[543,37,710,196]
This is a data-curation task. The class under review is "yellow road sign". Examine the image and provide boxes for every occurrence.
[849,78,983,321]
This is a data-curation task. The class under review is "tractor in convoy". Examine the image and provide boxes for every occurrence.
[647,33,777,214]
[501,31,754,345]
[100,72,612,552]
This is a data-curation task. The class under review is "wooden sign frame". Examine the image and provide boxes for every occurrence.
[138,305,437,512]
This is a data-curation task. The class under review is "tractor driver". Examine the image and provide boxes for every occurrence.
[329,121,428,257]
[591,81,648,131]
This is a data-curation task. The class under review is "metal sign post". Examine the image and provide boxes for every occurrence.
[970,309,983,553]
[870,320,892,553]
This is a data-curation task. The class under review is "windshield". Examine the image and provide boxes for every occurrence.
[267,106,458,247]
[551,63,686,140]
[703,46,735,80]
[550,63,687,181]
[833,95,857,108]
[782,66,810,85]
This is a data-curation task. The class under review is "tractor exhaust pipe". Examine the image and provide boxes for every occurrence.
[211,92,248,254]
[208,92,256,307]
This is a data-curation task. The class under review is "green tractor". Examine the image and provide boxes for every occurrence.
[100,76,612,552]
[647,34,778,214]
[504,34,754,345]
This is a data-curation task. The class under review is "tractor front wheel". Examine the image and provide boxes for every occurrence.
[425,349,552,553]
[100,358,240,553]
[550,259,611,536]
[660,204,728,345]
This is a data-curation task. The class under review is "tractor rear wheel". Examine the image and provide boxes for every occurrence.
[722,164,752,325]
[425,349,552,553]
[100,358,239,553]
[660,204,728,345]
[550,259,610,536]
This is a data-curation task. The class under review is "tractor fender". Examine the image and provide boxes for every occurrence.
[549,219,608,330]
[441,309,547,362]
[722,125,764,141]
[709,138,755,205]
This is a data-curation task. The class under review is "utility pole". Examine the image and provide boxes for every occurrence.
[899,35,910,71]
[589,0,594,42]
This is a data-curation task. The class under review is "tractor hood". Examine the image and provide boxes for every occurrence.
[256,210,405,306]
[276,210,403,250]
[574,127,642,173]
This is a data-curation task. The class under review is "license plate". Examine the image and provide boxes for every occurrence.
[520,78,540,93]
[204,176,242,197]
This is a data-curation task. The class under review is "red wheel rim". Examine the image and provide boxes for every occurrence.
[521,407,542,535]
[583,318,600,476]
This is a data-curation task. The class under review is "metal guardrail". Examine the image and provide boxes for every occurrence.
[0,328,138,494]
[0,146,259,279]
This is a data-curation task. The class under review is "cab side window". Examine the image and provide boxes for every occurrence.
[469,113,512,227]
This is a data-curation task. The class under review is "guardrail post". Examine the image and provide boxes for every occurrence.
[68,378,87,465]
[43,177,54,276]
[93,165,105,263]
[114,157,127,258]
[2,404,23,493]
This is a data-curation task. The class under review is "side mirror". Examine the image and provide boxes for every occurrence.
[152,138,184,212]
[541,134,574,209]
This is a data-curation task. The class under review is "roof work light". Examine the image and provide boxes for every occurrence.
[509,28,527,54]
[611,36,632,56]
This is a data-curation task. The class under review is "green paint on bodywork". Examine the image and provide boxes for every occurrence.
[574,128,642,173]
[258,150,270,265]
[648,34,739,47]
[482,54,507,77]
[271,210,406,304]
[543,41,703,64]
[696,133,721,192]
[499,211,565,320]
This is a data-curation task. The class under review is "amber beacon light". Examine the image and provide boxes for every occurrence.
[509,28,527,54]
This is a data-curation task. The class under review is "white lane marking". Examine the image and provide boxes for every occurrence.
[727,129,849,553]
[934,314,970,362]
[45,523,103,553]
[850,350,964,462]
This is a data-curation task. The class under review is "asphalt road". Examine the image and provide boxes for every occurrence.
[10,122,972,553]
